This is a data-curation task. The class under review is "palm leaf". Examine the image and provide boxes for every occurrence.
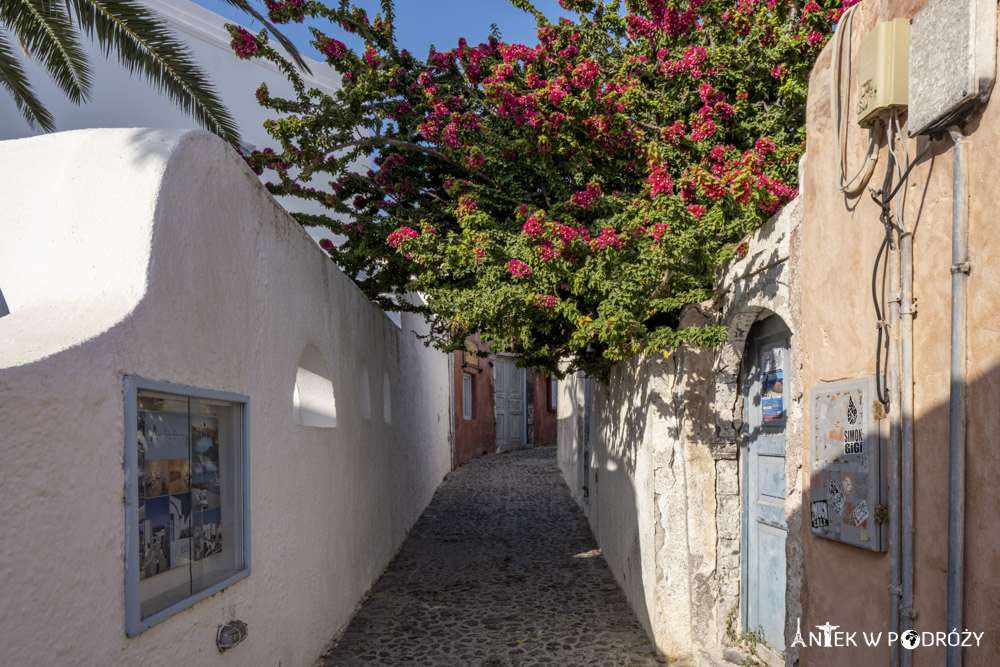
[216,0,311,74]
[0,27,56,131]
[1,0,92,104]
[65,0,241,144]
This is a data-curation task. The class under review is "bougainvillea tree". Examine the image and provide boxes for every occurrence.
[229,0,855,377]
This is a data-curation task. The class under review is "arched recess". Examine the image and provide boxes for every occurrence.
[709,199,803,660]
[293,345,337,428]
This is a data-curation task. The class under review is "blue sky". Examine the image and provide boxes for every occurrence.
[192,0,573,61]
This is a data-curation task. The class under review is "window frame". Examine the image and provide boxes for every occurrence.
[462,372,473,420]
[123,376,251,637]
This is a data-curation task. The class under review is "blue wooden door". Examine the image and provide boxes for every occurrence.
[742,316,790,651]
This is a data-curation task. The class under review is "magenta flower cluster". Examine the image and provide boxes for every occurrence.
[230,27,258,59]
[533,293,557,309]
[570,183,602,210]
[265,0,305,24]
[319,36,346,61]
[387,226,419,248]
[507,260,532,278]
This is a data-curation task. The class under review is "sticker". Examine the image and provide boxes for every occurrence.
[844,425,864,454]
[811,500,829,528]
[853,499,869,526]
[828,479,846,516]
[842,474,854,495]
[847,395,858,425]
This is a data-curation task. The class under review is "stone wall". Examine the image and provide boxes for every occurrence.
[557,199,803,662]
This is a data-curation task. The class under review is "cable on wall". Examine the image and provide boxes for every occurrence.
[832,3,881,195]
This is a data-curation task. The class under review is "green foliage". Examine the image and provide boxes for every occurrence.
[236,0,851,378]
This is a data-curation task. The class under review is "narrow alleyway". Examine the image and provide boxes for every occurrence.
[321,446,666,666]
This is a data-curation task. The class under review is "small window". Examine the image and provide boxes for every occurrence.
[548,376,558,411]
[462,373,473,420]
[125,377,249,636]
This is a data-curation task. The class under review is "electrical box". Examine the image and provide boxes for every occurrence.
[857,18,910,128]
[908,0,997,136]
[809,377,888,551]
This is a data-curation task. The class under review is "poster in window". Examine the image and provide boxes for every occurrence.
[144,459,170,498]
[145,410,189,460]
[145,496,171,578]
[194,508,223,560]
[192,460,221,510]
[168,493,192,569]
[192,417,219,464]
[761,347,784,421]
[168,458,190,494]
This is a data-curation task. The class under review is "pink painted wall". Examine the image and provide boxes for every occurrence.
[800,2,1000,664]
[453,338,496,467]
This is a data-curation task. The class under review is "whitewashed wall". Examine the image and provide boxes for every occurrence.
[0,128,451,665]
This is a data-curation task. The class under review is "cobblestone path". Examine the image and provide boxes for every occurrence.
[321,446,666,666]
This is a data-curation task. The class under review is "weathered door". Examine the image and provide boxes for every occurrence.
[494,356,526,451]
[742,315,790,651]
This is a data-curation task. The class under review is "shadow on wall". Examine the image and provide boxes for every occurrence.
[584,351,704,654]
[0,286,8,317]
[799,358,1000,667]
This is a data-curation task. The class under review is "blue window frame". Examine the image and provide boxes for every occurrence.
[124,376,250,636]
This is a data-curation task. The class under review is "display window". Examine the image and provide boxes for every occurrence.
[124,377,249,636]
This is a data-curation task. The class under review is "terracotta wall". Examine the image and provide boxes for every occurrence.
[453,339,496,467]
[800,1,1000,664]
[531,370,558,447]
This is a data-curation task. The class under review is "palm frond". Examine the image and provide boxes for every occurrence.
[0,27,56,131]
[66,0,241,145]
[1,0,92,104]
[216,0,311,74]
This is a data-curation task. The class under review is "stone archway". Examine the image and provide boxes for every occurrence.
[707,200,804,663]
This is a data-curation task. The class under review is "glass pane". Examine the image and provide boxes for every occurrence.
[189,396,244,593]
[136,388,244,620]
[137,389,192,618]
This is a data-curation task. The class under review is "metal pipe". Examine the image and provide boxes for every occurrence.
[946,126,970,667]
[899,173,916,667]
[887,221,903,667]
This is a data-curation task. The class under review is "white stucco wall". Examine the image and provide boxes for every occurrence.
[0,128,451,665]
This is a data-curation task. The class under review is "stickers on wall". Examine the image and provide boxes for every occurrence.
[761,347,785,421]
[811,500,830,528]
[827,479,846,516]
[852,499,869,527]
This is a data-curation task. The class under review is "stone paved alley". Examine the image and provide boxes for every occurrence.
[321,447,667,666]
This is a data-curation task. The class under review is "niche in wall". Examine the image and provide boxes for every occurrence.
[292,345,337,428]
[360,366,371,421]
[383,372,392,424]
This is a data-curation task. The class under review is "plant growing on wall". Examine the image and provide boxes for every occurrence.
[232,0,854,377]
[0,0,306,143]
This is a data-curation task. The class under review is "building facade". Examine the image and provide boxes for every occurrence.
[558,1,1000,664]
